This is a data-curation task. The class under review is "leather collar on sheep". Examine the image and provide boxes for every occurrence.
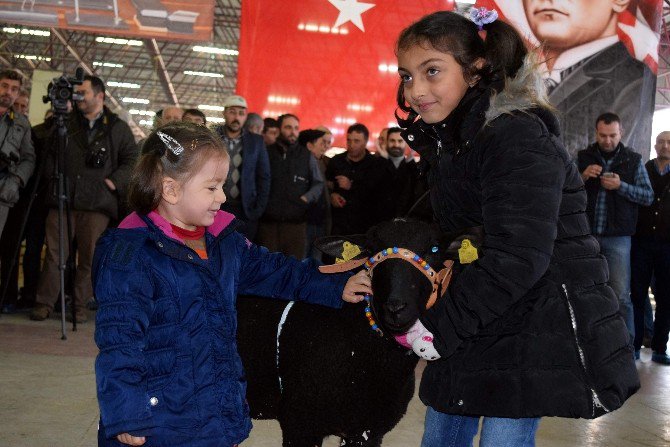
[319,247,454,338]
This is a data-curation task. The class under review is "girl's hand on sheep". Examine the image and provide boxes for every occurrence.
[342,270,372,303]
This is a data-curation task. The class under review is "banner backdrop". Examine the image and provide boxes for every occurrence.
[476,0,662,159]
[0,0,214,42]
[237,0,452,146]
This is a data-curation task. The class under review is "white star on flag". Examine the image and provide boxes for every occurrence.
[618,8,660,64]
[328,0,375,32]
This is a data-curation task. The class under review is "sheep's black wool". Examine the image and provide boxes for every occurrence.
[237,219,448,447]
[237,297,418,446]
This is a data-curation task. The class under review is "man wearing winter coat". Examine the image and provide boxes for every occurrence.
[0,69,35,238]
[31,75,138,323]
[215,95,271,241]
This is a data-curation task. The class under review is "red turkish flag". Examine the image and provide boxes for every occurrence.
[237,0,452,147]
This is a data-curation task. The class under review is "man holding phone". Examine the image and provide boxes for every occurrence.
[578,112,654,346]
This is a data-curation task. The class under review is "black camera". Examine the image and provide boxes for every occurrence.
[85,145,109,169]
[43,67,85,114]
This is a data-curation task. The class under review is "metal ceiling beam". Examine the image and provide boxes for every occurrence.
[49,28,145,138]
[145,39,180,107]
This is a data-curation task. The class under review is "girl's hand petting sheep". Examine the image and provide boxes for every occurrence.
[342,270,372,303]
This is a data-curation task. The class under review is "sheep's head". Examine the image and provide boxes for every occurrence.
[317,219,483,335]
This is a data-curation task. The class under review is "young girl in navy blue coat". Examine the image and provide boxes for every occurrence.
[93,122,371,447]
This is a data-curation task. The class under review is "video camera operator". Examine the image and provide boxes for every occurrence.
[30,75,138,323]
[0,69,35,238]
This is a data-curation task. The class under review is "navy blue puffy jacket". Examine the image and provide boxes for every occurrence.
[93,211,348,447]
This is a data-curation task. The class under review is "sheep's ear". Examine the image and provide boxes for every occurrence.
[441,225,484,260]
[315,235,369,261]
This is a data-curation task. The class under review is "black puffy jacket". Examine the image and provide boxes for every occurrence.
[401,62,639,419]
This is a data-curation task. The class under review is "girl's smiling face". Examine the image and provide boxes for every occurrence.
[160,155,229,230]
[397,42,471,124]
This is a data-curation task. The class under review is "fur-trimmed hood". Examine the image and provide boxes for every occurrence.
[485,54,552,124]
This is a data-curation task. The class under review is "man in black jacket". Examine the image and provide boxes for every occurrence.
[378,127,420,221]
[631,131,670,364]
[257,114,323,258]
[326,123,385,235]
[577,112,654,345]
[30,75,138,323]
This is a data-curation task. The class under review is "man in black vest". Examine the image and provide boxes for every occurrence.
[577,112,654,346]
[257,114,323,258]
[631,131,670,364]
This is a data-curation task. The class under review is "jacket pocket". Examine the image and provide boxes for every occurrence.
[73,173,116,216]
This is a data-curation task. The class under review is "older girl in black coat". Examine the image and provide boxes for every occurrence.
[395,9,639,447]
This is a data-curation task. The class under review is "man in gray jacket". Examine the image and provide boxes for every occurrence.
[0,69,35,238]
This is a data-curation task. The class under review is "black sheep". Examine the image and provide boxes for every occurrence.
[237,219,475,446]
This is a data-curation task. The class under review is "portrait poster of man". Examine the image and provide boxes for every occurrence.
[476,0,662,160]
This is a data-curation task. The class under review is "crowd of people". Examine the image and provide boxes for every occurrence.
[0,5,667,445]
[0,70,428,323]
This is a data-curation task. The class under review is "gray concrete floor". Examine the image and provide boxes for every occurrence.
[1,310,669,446]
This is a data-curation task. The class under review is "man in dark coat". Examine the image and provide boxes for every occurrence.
[215,95,271,240]
[31,75,138,323]
[631,131,670,365]
[257,114,323,258]
[326,123,385,236]
[378,127,420,221]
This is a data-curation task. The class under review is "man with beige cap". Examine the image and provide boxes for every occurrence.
[214,94,270,240]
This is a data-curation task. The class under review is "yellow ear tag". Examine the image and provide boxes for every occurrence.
[336,241,362,263]
[458,239,478,264]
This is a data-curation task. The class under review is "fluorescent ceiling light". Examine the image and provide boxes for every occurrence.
[268,95,299,105]
[378,63,398,73]
[198,104,225,111]
[107,81,141,88]
[14,54,51,61]
[297,23,348,34]
[139,119,154,126]
[3,27,50,36]
[183,70,224,78]
[96,36,143,46]
[93,61,124,68]
[192,46,239,56]
[129,109,155,116]
[122,97,149,104]
[207,116,224,123]
[347,103,373,112]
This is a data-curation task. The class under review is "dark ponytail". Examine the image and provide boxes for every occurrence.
[395,10,528,127]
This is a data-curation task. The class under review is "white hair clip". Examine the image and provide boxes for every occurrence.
[157,131,184,156]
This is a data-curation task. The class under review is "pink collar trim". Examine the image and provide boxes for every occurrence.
[118,210,236,242]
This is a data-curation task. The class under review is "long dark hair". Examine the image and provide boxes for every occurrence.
[395,11,528,127]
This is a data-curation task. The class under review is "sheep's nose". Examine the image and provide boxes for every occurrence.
[385,300,407,314]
